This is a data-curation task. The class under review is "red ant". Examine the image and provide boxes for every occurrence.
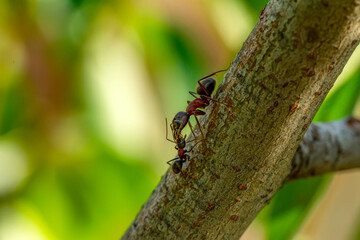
[165,118,200,174]
[165,67,230,174]
[172,68,229,140]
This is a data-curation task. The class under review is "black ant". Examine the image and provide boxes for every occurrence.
[172,68,229,139]
[165,118,200,174]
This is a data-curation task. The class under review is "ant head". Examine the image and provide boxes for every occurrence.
[172,160,183,174]
[197,78,216,96]
[177,136,186,149]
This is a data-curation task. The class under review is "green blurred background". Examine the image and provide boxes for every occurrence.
[0,0,359,239]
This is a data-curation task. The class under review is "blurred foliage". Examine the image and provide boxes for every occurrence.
[314,68,360,121]
[355,220,360,240]
[0,0,359,240]
[258,176,331,240]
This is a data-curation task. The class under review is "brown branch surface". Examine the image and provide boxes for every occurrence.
[123,0,360,239]
[289,117,360,180]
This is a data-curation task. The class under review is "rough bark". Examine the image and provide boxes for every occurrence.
[123,0,360,239]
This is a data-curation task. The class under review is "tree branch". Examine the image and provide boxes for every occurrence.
[122,0,360,239]
[288,117,360,181]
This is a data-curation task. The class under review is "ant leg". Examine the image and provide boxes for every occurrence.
[189,91,198,99]
[203,96,237,120]
[186,136,197,143]
[191,110,206,139]
[175,122,187,140]
[203,95,230,107]
[180,157,190,177]
[165,118,177,143]
[187,120,198,142]
[194,115,205,139]
[197,68,229,96]
[171,118,186,140]
[187,139,203,152]
[167,157,179,165]
[197,80,211,96]
[198,68,229,83]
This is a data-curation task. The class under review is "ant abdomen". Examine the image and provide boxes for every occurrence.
[172,160,183,174]
[196,78,216,96]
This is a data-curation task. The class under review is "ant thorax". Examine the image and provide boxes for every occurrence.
[186,98,206,113]
[178,148,185,157]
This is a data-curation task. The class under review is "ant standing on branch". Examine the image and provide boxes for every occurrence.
[166,68,230,174]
